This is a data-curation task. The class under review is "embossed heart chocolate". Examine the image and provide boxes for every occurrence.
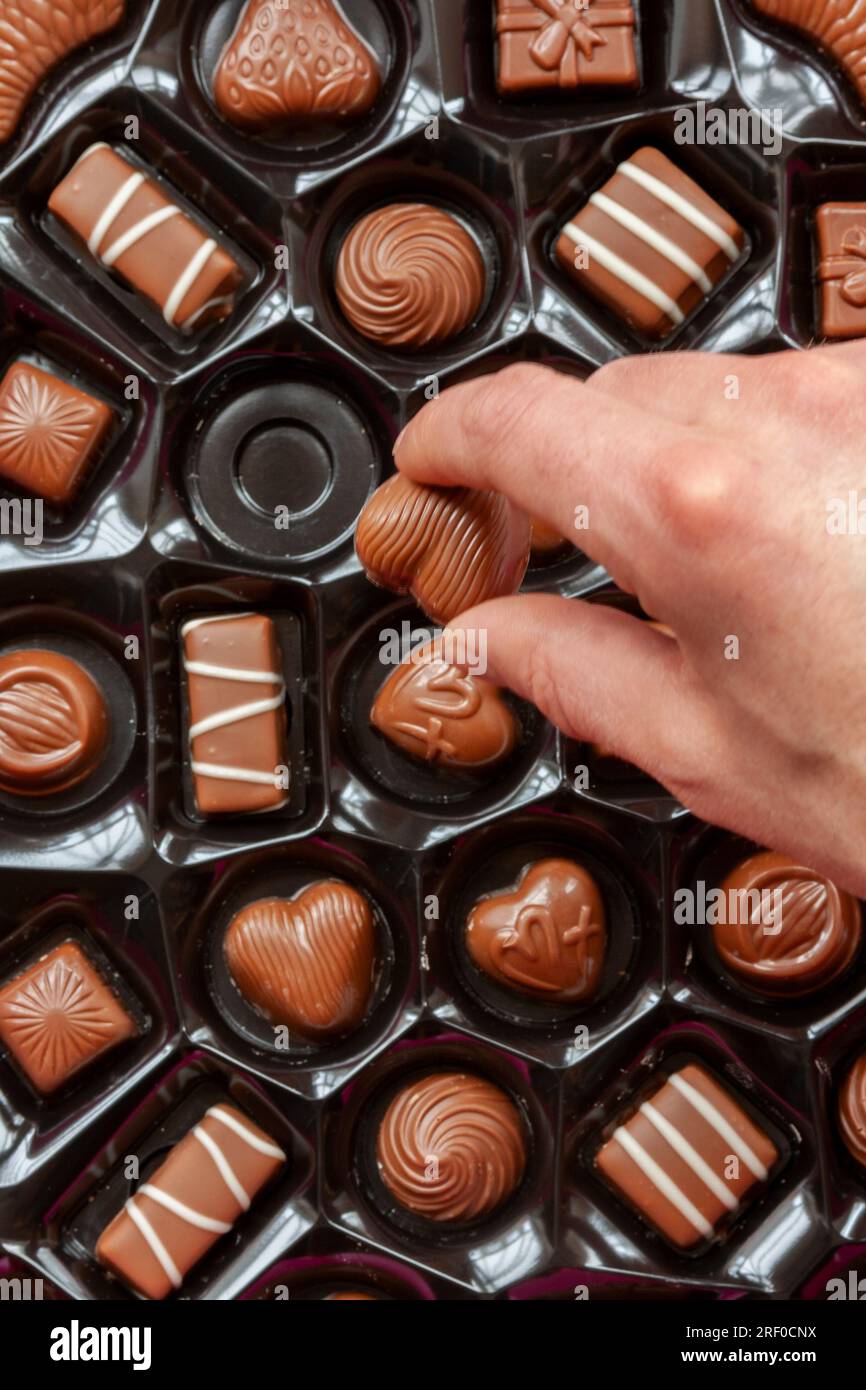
[466,858,607,1003]
[355,473,531,625]
[224,881,376,1041]
[371,638,518,769]
[213,0,381,133]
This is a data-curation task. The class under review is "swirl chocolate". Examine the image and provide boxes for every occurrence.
[224,882,376,1041]
[0,941,136,1095]
[596,1063,779,1249]
[355,473,530,626]
[0,360,114,505]
[715,851,861,997]
[751,0,866,107]
[335,204,486,349]
[466,858,606,1003]
[96,1104,286,1299]
[214,0,381,131]
[838,1051,866,1171]
[0,649,108,796]
[376,1072,526,1223]
[48,144,244,332]
[0,0,125,143]
[371,638,518,769]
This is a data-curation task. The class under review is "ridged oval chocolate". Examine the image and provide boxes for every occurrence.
[839,1052,866,1171]
[213,0,381,132]
[355,472,530,625]
[376,1071,526,1223]
[466,858,607,1003]
[715,851,861,997]
[335,203,486,348]
[0,649,108,796]
[371,638,518,769]
[224,881,376,1041]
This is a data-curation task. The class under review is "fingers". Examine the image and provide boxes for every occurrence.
[394,362,713,582]
[445,592,708,780]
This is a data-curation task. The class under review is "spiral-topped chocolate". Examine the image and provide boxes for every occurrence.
[355,472,530,625]
[839,1051,866,1171]
[376,1072,526,1223]
[715,851,861,997]
[335,203,486,348]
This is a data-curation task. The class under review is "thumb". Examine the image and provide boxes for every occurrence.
[446,593,705,783]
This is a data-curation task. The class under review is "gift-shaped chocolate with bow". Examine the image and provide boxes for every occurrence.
[816,202,866,340]
[496,0,638,94]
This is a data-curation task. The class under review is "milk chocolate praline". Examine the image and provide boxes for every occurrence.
[466,858,606,1004]
[376,1072,526,1224]
[0,649,108,796]
[838,1052,866,1172]
[715,851,861,997]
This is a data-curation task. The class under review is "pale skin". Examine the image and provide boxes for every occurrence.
[393,345,866,899]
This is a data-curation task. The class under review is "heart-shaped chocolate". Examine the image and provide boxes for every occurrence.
[355,473,530,625]
[466,858,606,1003]
[224,881,376,1041]
[371,639,518,769]
[213,0,381,132]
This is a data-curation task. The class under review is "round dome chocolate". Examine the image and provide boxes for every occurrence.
[839,1052,866,1171]
[715,851,861,997]
[335,203,486,348]
[376,1071,526,1223]
[0,649,108,796]
[466,858,607,1004]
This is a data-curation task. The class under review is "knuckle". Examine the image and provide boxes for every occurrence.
[650,444,743,545]
[525,638,581,740]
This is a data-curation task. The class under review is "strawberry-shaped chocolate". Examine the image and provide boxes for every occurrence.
[213,0,381,132]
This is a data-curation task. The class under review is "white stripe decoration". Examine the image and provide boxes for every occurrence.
[208,1105,286,1159]
[126,1197,183,1291]
[137,1183,233,1234]
[193,1125,251,1211]
[618,159,741,261]
[188,691,286,741]
[87,171,144,255]
[181,613,255,634]
[183,660,282,685]
[669,1072,769,1180]
[102,205,181,268]
[612,1127,714,1239]
[164,238,218,327]
[561,222,685,326]
[189,761,284,787]
[640,1101,738,1212]
[589,191,713,294]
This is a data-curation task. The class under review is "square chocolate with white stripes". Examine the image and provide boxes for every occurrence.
[554,147,746,340]
[595,1062,779,1249]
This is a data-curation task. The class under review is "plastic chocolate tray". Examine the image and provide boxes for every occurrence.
[0,0,865,1303]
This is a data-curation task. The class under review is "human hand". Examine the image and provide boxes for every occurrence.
[393,345,866,897]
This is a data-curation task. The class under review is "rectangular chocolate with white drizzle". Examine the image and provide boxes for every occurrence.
[554,147,745,339]
[47,144,244,332]
[595,1063,779,1249]
[96,1103,286,1299]
[181,612,289,817]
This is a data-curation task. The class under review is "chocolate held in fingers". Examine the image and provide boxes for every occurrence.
[181,613,289,818]
[0,649,108,796]
[838,1052,866,1171]
[376,1072,526,1223]
[0,0,125,144]
[214,0,381,131]
[715,851,861,997]
[224,882,376,1041]
[48,144,244,332]
[96,1104,286,1299]
[371,638,518,770]
[355,473,530,625]
[466,858,607,1003]
[335,204,486,349]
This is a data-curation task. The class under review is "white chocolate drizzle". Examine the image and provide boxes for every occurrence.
[564,153,741,328]
[73,144,224,329]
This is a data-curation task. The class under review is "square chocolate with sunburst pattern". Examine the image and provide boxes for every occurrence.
[0,361,114,506]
